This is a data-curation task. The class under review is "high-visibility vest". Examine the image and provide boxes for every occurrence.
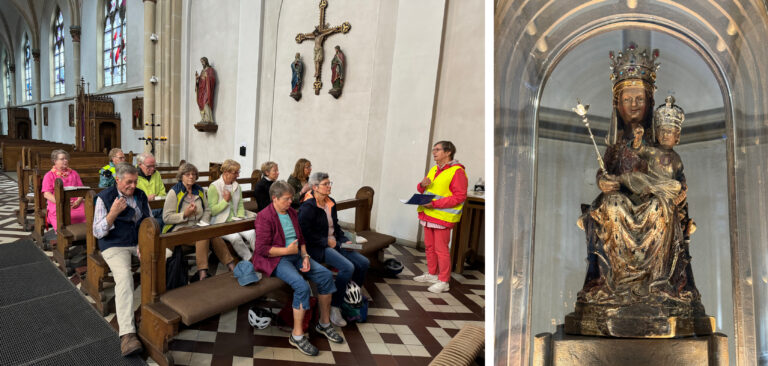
[416,165,466,223]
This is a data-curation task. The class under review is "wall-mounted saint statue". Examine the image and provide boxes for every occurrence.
[328,46,345,99]
[195,57,216,123]
[290,53,304,101]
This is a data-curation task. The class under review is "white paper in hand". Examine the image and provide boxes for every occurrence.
[197,221,210,227]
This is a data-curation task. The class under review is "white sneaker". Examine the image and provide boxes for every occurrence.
[428,281,450,293]
[413,273,439,283]
[330,306,347,327]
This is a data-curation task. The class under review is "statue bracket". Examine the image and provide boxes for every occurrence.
[194,122,218,133]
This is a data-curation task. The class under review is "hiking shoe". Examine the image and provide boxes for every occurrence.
[428,281,450,293]
[330,306,347,327]
[413,273,439,283]
[315,323,344,344]
[289,335,319,356]
[120,333,143,357]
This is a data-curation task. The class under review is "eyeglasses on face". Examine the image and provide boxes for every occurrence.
[320,181,333,187]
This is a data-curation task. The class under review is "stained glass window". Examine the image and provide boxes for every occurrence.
[53,8,65,95]
[103,0,126,87]
[24,37,31,101]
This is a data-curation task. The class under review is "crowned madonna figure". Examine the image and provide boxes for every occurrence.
[564,43,715,338]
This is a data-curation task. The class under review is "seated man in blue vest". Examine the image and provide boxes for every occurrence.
[99,148,126,187]
[93,163,151,356]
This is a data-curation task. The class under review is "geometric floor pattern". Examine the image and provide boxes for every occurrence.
[0,172,485,365]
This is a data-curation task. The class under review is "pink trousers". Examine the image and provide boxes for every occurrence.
[423,226,451,282]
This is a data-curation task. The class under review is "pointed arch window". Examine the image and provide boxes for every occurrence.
[103,0,126,87]
[24,37,32,101]
[53,8,65,95]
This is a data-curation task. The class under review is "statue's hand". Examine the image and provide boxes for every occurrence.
[598,174,620,193]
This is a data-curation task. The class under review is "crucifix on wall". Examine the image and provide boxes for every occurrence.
[295,0,350,95]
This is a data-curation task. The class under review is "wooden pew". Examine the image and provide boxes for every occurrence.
[80,171,256,315]
[2,140,72,171]
[52,179,91,274]
[137,186,393,365]
[31,169,47,245]
[15,161,35,231]
[138,217,288,366]
[335,187,396,271]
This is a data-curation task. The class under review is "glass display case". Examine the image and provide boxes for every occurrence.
[495,1,768,364]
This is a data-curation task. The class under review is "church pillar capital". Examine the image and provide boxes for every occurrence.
[70,26,81,42]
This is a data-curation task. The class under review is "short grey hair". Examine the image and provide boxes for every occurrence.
[269,180,294,199]
[136,152,154,166]
[308,172,330,187]
[50,149,70,164]
[115,163,138,179]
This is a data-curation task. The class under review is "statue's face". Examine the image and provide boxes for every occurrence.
[617,85,647,125]
[656,125,680,148]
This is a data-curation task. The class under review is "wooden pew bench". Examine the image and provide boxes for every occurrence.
[52,179,94,274]
[137,217,289,366]
[15,161,35,231]
[81,172,258,316]
[335,187,396,270]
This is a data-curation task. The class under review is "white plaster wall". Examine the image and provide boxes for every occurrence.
[432,0,484,187]
[531,138,734,363]
[181,0,244,169]
[181,1,484,243]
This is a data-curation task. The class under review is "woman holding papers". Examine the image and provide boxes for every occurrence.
[413,141,468,293]
[162,163,235,280]
[298,172,370,327]
[42,149,86,231]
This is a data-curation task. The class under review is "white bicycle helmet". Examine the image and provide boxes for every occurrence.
[344,281,362,305]
[248,307,272,329]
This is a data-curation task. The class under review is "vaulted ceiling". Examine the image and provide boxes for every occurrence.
[0,0,81,57]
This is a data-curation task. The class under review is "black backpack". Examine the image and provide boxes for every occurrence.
[165,246,188,290]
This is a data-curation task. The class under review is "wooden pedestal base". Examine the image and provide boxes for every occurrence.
[533,327,728,366]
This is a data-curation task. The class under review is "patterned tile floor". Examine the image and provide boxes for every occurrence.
[0,172,485,365]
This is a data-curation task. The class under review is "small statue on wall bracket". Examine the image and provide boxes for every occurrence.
[290,53,304,101]
[328,45,345,99]
[194,56,218,132]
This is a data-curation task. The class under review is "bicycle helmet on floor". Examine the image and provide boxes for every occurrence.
[248,307,273,329]
[344,281,362,305]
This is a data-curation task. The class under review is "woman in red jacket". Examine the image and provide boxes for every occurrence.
[414,141,468,293]
[250,181,343,356]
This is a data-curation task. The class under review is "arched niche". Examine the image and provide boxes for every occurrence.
[495,2,768,365]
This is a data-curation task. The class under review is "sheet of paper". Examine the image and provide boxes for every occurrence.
[197,221,210,227]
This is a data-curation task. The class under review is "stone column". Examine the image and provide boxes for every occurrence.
[143,0,157,155]
[32,49,41,139]
[168,0,182,164]
[69,26,81,90]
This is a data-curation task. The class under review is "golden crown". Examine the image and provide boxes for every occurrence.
[609,43,660,85]
[654,96,685,129]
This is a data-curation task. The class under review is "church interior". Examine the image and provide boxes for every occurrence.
[0,1,485,365]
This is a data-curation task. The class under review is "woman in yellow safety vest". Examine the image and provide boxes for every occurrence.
[413,141,467,293]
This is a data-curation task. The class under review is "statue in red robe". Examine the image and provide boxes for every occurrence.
[195,57,216,123]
